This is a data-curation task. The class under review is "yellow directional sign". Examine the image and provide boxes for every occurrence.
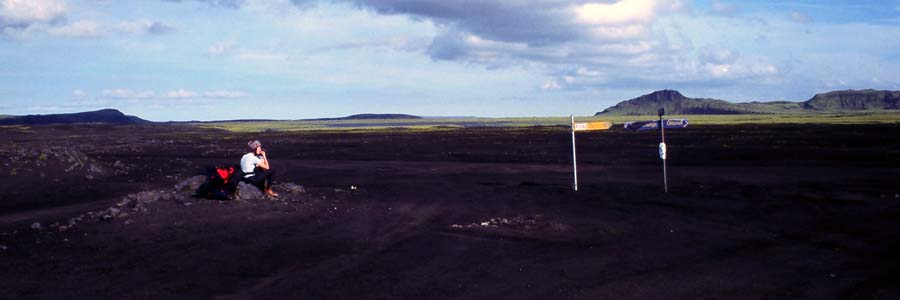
[572,121,612,131]
[570,116,612,191]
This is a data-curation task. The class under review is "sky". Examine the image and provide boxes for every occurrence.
[1,0,899,121]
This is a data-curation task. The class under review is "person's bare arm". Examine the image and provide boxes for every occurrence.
[258,151,270,170]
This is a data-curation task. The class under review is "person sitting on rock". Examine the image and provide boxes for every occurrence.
[240,140,278,197]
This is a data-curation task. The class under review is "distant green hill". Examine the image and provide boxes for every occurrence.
[0,109,150,125]
[596,90,802,115]
[802,89,900,111]
[307,114,422,121]
[596,89,900,116]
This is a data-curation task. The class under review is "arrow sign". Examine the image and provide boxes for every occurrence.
[573,121,612,131]
[663,119,689,128]
[624,119,689,131]
[623,120,657,131]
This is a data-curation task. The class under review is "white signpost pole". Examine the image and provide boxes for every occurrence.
[658,108,668,193]
[571,115,578,191]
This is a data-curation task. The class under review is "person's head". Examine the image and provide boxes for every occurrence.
[247,140,262,154]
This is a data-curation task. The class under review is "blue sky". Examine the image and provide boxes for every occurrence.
[1,0,899,121]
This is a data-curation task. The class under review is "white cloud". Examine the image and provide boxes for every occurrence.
[207,42,232,56]
[709,0,737,17]
[202,90,247,98]
[234,50,289,61]
[72,89,87,98]
[586,24,649,40]
[115,19,173,35]
[575,0,657,25]
[595,41,653,55]
[25,97,113,112]
[541,80,563,90]
[0,0,66,25]
[700,46,739,64]
[164,89,248,99]
[38,18,174,39]
[165,89,199,99]
[98,88,248,100]
[750,62,778,75]
[665,0,686,12]
[307,36,430,54]
[102,89,155,99]
[0,0,67,38]
[576,67,600,77]
[47,20,104,38]
[161,88,251,100]
[574,0,676,42]
[702,60,779,79]
[790,11,811,24]
[705,64,731,77]
[64,98,112,108]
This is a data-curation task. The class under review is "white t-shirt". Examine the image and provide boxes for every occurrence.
[240,152,262,176]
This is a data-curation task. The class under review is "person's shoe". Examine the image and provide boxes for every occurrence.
[265,188,279,197]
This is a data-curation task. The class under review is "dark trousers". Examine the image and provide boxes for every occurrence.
[243,167,274,191]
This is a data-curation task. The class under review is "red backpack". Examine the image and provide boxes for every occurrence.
[216,166,235,184]
[200,165,238,200]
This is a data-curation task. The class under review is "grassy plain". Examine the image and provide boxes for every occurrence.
[193,113,900,132]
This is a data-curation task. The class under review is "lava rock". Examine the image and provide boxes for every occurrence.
[113,160,128,175]
[174,175,207,195]
[237,182,265,200]
[277,182,306,194]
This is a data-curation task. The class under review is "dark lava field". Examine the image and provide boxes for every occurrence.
[1,123,899,299]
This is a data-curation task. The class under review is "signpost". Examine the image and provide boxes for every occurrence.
[571,116,612,191]
[570,113,683,192]
[624,109,689,193]
[571,116,578,191]
[658,108,668,193]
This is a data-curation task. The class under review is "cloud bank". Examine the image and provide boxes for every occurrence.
[100,88,247,100]
[1,0,66,37]
[0,0,66,26]
[2,0,172,38]
[170,0,830,98]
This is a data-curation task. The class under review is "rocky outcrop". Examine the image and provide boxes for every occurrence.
[595,89,899,116]
[596,90,765,115]
[0,109,150,125]
[802,89,900,111]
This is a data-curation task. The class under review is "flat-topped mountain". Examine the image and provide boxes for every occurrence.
[596,89,900,115]
[802,89,900,111]
[307,114,422,121]
[0,109,150,125]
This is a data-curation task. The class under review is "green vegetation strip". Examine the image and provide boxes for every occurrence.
[192,113,900,132]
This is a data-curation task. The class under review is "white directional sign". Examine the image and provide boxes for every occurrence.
[624,119,689,131]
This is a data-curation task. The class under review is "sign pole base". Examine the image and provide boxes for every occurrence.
[571,115,578,191]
